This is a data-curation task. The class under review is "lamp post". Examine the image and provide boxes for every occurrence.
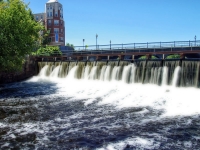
[194,35,196,46]
[110,40,111,50]
[83,39,85,50]
[96,34,98,50]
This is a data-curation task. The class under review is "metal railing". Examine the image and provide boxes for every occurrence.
[74,40,200,51]
[35,40,200,57]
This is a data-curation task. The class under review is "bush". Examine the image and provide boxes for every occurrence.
[32,46,62,56]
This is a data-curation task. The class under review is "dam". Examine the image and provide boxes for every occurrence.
[1,40,200,149]
[37,59,200,88]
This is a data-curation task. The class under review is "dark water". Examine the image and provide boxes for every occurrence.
[0,80,200,150]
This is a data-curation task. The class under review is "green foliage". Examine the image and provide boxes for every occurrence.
[32,46,62,56]
[166,54,180,59]
[139,55,158,59]
[0,0,43,72]
[66,43,74,50]
[39,28,50,46]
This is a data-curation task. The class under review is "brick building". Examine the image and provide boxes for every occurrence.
[33,0,65,46]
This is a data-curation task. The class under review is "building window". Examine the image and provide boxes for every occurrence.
[50,5,52,9]
[55,11,58,17]
[61,29,63,33]
[47,12,49,17]
[54,20,59,26]
[47,7,49,10]
[48,37,52,42]
[60,37,63,42]
[61,21,63,25]
[50,12,53,17]
[54,28,59,33]
[48,20,51,25]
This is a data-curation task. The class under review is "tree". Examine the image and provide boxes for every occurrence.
[66,43,74,50]
[0,0,42,72]
[32,46,62,56]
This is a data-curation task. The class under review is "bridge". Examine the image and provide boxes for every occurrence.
[35,40,200,61]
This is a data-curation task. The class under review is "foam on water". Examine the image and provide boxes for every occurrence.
[2,64,200,149]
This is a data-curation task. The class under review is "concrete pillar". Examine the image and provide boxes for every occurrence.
[87,56,89,60]
[107,56,110,60]
[132,55,135,60]
[162,54,165,59]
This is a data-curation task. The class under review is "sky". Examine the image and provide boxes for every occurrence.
[24,0,200,46]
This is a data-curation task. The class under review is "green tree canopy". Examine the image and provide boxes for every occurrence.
[66,43,74,50]
[0,0,42,72]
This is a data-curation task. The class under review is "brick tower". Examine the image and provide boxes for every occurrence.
[45,0,65,46]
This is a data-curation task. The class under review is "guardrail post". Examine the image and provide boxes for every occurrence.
[189,40,190,47]
[147,42,148,48]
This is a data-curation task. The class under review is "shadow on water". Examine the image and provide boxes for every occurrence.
[0,81,58,99]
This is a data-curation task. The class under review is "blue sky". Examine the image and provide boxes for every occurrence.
[24,0,200,46]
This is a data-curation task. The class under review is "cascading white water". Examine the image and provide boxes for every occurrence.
[39,65,49,77]
[162,66,168,86]
[150,68,155,83]
[104,65,112,81]
[66,66,78,79]
[111,66,121,81]
[83,65,91,79]
[50,65,61,78]
[129,64,136,83]
[100,66,107,81]
[89,66,98,80]
[122,65,131,83]
[172,66,181,87]
[152,68,158,84]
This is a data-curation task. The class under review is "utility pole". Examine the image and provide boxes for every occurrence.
[83,39,85,50]
[110,40,111,50]
[96,34,98,50]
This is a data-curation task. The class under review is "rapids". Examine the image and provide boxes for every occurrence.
[0,60,200,149]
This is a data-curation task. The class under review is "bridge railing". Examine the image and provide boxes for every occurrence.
[34,40,200,57]
[73,40,200,51]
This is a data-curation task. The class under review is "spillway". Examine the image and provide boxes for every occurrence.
[1,60,200,149]
[38,60,200,87]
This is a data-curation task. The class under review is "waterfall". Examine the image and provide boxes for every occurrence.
[122,64,131,83]
[111,66,121,81]
[37,60,200,88]
[129,64,136,83]
[162,66,168,86]
[104,65,112,81]
[39,65,49,77]
[50,65,61,78]
[67,66,78,80]
[89,66,98,80]
[100,66,107,81]
[83,65,91,79]
[172,66,181,87]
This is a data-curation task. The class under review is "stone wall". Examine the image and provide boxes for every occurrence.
[0,56,38,84]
